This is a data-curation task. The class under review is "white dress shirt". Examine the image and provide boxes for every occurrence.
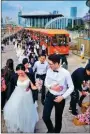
[33,61,49,75]
[36,44,39,49]
[13,38,15,43]
[42,45,46,50]
[45,67,74,99]
[34,48,38,56]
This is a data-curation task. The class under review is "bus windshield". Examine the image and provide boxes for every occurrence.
[52,34,69,46]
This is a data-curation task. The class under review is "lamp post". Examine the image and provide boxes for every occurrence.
[8,18,12,45]
[8,26,11,45]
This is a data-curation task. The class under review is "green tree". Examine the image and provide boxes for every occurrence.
[78,24,85,31]
[66,24,85,31]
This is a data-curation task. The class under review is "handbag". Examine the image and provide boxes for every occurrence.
[1,77,7,92]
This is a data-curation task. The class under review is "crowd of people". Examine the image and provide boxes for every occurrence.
[1,29,90,133]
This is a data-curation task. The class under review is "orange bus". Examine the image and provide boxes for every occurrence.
[25,28,70,55]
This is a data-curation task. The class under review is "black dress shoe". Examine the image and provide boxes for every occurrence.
[72,111,78,116]
[69,107,72,112]
[47,129,55,133]
[47,131,54,133]
[69,107,78,112]
[41,100,45,105]
[78,102,82,107]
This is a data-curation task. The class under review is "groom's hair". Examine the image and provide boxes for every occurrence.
[48,54,61,64]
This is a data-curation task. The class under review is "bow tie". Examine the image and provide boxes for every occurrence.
[53,70,59,73]
[41,63,44,64]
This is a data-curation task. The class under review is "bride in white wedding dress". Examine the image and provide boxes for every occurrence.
[4,64,39,133]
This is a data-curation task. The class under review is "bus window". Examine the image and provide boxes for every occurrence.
[41,35,45,41]
[52,36,57,46]
[56,35,68,46]
[66,37,69,43]
[69,37,71,42]
[41,35,47,43]
[47,37,51,46]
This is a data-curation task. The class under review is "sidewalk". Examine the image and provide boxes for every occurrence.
[1,46,90,133]
[35,94,90,133]
[1,44,18,68]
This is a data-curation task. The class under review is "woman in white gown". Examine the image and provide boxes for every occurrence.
[4,64,39,133]
[16,44,22,58]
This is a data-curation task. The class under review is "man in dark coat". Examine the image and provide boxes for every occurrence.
[69,63,90,115]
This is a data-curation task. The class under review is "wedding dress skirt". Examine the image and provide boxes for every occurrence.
[4,79,39,133]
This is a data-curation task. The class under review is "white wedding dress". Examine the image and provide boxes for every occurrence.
[16,47,22,58]
[4,78,39,133]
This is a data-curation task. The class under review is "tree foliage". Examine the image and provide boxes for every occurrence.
[66,24,85,31]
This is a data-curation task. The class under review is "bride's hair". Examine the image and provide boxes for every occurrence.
[16,64,25,71]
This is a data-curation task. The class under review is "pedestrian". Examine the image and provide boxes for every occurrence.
[13,37,16,45]
[42,44,46,55]
[22,58,34,77]
[32,52,38,62]
[33,54,48,105]
[1,69,7,111]
[80,44,84,59]
[69,63,90,115]
[29,55,35,67]
[3,59,15,100]
[42,54,74,133]
[36,41,40,56]
[1,44,4,52]
[3,64,39,133]
[18,49,28,64]
[22,58,39,107]
[60,55,68,69]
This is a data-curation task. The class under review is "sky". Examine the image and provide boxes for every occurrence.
[2,0,89,24]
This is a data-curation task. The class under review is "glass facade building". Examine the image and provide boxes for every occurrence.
[18,9,83,30]
[19,14,63,28]
[70,7,77,18]
[45,17,83,29]
[18,11,22,26]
